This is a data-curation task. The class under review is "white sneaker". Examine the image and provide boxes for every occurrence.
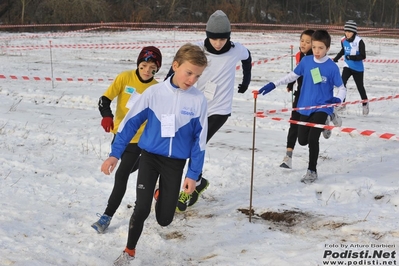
[322,116,332,139]
[331,110,342,127]
[300,169,318,184]
[114,251,135,266]
[280,155,292,169]
[362,103,369,116]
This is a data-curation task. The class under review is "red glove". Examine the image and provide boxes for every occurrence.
[101,117,114,132]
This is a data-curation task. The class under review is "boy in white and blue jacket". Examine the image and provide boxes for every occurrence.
[333,20,369,115]
[101,43,208,263]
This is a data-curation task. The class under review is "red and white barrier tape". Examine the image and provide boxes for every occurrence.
[335,58,399,63]
[364,59,399,63]
[0,74,114,82]
[0,22,385,32]
[0,27,200,41]
[0,40,280,50]
[4,40,398,64]
[1,44,182,50]
[1,22,397,42]
[236,54,289,70]
[0,53,289,83]
[258,94,399,115]
[0,27,109,41]
[255,114,399,141]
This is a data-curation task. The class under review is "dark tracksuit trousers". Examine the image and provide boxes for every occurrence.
[196,114,229,181]
[207,114,229,142]
[127,150,186,250]
[297,112,328,172]
[286,91,301,150]
[104,138,141,217]
[341,67,368,106]
[126,115,229,249]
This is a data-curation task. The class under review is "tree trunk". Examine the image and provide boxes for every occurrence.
[368,0,377,25]
[395,0,399,27]
[379,0,385,26]
[21,0,25,24]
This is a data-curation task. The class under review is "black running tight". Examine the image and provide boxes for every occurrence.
[341,67,368,105]
[195,114,229,180]
[297,112,328,172]
[126,150,186,250]
[104,142,141,217]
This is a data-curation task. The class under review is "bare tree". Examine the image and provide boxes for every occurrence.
[395,0,399,27]
[379,0,385,26]
[20,0,31,24]
[34,0,109,24]
[167,0,178,20]
[367,0,377,25]
[0,0,13,23]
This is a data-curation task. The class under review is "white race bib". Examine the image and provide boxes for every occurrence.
[161,114,175,137]
[203,81,217,101]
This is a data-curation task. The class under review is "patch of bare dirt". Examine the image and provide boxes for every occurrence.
[238,208,310,226]
[238,208,352,232]
[259,209,311,226]
[162,231,185,240]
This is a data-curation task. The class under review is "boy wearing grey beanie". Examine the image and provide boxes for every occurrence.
[167,10,252,212]
[205,10,231,39]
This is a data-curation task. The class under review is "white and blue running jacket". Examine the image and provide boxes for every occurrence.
[110,77,208,180]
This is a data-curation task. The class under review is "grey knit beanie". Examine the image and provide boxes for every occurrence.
[206,10,231,39]
[344,20,357,33]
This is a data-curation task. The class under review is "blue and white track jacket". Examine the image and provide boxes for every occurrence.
[110,77,208,180]
[342,35,365,72]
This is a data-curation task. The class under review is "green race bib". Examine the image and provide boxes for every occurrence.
[311,67,322,84]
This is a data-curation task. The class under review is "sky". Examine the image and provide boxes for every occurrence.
[0,29,398,266]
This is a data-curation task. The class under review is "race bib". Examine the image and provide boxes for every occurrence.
[161,114,175,138]
[203,81,217,101]
[311,67,322,84]
[124,86,135,94]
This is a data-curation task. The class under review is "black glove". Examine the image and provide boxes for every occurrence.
[333,58,338,63]
[238,84,248,93]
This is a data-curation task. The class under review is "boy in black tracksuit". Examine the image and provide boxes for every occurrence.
[280,29,314,169]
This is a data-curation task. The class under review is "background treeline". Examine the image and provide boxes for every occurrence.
[1,0,399,27]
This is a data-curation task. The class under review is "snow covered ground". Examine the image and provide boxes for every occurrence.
[0,29,398,266]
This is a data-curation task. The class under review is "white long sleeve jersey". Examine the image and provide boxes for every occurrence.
[195,41,249,116]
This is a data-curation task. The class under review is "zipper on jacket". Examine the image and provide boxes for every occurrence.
[168,88,181,157]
